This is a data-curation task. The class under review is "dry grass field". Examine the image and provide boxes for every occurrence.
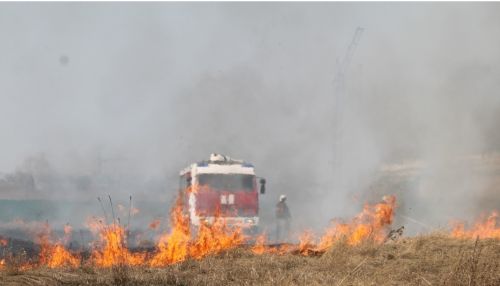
[1,234,499,286]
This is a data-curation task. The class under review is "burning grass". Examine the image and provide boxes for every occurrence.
[1,234,499,285]
[3,194,397,269]
[1,192,499,285]
[451,211,500,239]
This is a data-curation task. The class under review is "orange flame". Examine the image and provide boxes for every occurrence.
[43,244,80,268]
[323,195,396,247]
[37,224,80,268]
[298,231,315,255]
[2,192,402,269]
[251,195,397,255]
[150,194,244,266]
[251,233,294,255]
[91,224,146,267]
[62,223,73,245]
[190,218,245,259]
[149,219,161,230]
[451,211,500,239]
[307,195,396,252]
[149,196,191,266]
[251,234,267,255]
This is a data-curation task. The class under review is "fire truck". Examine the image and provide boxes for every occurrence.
[179,153,266,233]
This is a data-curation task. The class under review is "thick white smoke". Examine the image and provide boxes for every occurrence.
[0,3,500,233]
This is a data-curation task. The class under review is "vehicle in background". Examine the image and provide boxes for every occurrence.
[179,153,266,234]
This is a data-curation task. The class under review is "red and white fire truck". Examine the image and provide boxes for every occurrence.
[179,153,266,232]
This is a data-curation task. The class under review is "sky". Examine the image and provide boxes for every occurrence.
[1,3,500,230]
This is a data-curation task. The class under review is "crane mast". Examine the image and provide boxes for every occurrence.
[332,27,363,191]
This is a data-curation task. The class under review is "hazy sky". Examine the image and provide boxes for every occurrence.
[1,3,500,228]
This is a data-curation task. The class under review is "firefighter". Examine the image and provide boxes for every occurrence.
[276,194,291,242]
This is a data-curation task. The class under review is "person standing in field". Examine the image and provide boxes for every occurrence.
[276,194,291,242]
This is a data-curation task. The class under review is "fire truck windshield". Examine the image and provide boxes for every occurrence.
[197,174,255,192]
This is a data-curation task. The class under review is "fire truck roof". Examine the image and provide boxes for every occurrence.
[179,154,255,176]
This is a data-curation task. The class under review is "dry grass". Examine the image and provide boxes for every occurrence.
[1,234,499,285]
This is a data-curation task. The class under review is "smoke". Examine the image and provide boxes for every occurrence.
[1,3,500,233]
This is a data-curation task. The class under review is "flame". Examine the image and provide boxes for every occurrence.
[62,223,73,245]
[150,194,244,266]
[91,224,146,267]
[1,192,401,269]
[451,211,500,239]
[85,216,105,234]
[251,233,294,255]
[251,234,267,255]
[316,223,347,250]
[298,231,315,255]
[251,195,397,255]
[37,223,80,268]
[149,196,191,266]
[322,195,396,247]
[149,219,161,230]
[0,259,4,269]
[43,244,80,268]
[190,218,245,259]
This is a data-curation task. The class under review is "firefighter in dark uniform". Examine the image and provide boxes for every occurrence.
[276,194,291,242]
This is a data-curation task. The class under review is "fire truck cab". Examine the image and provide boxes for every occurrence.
[179,153,266,233]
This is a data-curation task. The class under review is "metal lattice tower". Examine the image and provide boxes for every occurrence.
[332,27,364,190]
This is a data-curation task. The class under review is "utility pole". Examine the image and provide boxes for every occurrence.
[332,27,364,191]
